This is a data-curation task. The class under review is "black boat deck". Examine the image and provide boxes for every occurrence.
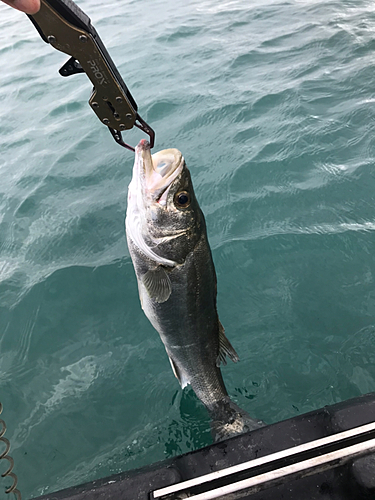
[35,392,375,500]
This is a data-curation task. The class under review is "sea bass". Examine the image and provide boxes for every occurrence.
[126,139,264,441]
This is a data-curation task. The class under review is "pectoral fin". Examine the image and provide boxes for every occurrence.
[142,267,172,303]
[168,354,190,389]
[216,321,239,367]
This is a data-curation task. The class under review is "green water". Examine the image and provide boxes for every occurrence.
[1,0,375,497]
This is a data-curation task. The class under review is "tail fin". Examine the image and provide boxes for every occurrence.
[208,397,265,443]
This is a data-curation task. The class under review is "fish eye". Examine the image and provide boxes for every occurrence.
[174,191,191,209]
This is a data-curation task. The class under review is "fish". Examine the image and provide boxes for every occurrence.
[126,139,264,441]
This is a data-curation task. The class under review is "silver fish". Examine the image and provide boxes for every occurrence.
[126,139,264,441]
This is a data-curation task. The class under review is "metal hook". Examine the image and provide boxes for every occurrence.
[108,113,155,152]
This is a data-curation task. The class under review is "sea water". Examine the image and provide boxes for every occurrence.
[1,0,375,497]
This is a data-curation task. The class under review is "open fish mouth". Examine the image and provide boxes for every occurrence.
[136,139,184,204]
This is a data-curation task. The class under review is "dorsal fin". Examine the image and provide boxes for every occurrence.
[216,321,239,367]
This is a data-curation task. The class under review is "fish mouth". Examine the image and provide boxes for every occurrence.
[136,140,184,204]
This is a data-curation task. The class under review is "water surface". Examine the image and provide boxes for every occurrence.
[1,0,375,497]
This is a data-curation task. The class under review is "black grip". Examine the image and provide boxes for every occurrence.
[46,0,91,31]
[28,0,91,43]
[27,14,48,43]
[28,0,138,113]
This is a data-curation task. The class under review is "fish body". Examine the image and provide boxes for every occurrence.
[126,140,264,440]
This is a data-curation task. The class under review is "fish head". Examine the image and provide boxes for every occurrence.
[128,140,204,262]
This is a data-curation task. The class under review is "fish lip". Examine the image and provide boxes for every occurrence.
[135,140,184,202]
[135,139,151,154]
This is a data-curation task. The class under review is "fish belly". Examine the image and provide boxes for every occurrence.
[129,231,229,406]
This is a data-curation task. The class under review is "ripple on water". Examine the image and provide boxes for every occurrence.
[156,24,203,43]
[338,325,375,395]
[2,0,375,497]
[146,100,180,122]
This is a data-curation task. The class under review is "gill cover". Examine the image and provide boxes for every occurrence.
[127,141,186,267]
